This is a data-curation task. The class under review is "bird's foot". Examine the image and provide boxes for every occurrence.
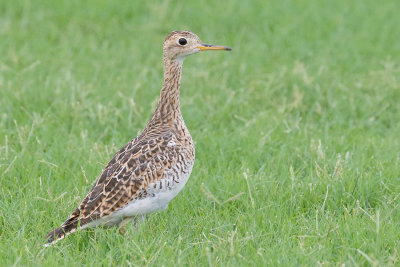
[118,217,133,235]
[119,226,127,235]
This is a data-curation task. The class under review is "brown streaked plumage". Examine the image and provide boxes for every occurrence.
[45,30,231,246]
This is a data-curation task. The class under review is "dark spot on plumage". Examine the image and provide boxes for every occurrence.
[122,153,131,163]
[117,151,127,161]
[90,185,102,200]
[82,206,93,217]
[140,164,146,172]
[133,179,142,187]
[105,178,117,191]
[119,167,127,177]
[127,158,136,168]
[131,146,140,155]
[118,146,126,154]
[137,141,147,147]
[157,169,164,176]
[134,168,140,176]
[106,199,114,206]
[114,191,123,199]
[139,155,146,163]
[98,170,108,184]
[122,174,131,181]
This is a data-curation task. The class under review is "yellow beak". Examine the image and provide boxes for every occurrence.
[197,43,232,51]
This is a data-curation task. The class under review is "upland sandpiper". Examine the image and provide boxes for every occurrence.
[45,31,231,246]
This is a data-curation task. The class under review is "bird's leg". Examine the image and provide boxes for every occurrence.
[132,215,146,230]
[118,215,146,235]
[135,215,146,228]
[118,217,134,235]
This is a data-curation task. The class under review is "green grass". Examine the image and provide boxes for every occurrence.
[1,0,400,265]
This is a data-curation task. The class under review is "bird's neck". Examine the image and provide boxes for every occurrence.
[150,58,184,126]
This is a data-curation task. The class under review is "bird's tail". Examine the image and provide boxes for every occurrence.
[44,221,79,247]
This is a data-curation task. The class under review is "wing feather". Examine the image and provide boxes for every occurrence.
[45,132,180,244]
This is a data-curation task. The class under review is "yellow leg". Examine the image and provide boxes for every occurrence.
[118,217,133,235]
[118,216,145,235]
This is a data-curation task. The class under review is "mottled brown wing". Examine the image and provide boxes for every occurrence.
[46,132,179,243]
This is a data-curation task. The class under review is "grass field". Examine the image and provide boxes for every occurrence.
[1,0,400,265]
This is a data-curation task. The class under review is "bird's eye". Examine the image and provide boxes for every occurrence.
[178,38,187,46]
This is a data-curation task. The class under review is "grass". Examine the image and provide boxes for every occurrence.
[1,0,400,265]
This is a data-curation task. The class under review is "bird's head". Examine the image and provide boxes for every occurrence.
[163,31,232,62]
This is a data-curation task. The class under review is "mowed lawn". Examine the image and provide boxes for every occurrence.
[1,0,400,265]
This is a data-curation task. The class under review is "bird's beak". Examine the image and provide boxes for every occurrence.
[197,43,232,51]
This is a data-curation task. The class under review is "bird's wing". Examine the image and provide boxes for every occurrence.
[46,132,180,243]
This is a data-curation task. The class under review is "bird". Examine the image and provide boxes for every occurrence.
[44,30,231,246]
